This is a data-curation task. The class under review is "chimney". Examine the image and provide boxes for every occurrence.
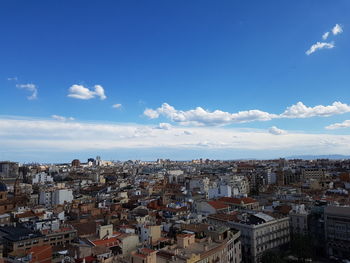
[207,237,212,244]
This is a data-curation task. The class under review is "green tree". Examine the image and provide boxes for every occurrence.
[290,234,313,261]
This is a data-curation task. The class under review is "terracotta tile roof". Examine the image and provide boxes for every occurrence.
[15,211,38,219]
[92,237,119,247]
[275,205,292,215]
[75,256,96,263]
[218,197,257,205]
[29,245,51,254]
[207,201,229,210]
[140,248,156,254]
[133,248,156,258]
[208,212,239,222]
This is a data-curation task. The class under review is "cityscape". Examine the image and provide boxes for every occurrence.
[1,1,350,263]
[0,158,350,263]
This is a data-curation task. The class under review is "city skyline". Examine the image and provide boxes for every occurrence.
[1,1,350,162]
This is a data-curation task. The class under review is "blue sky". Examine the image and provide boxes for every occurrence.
[1,0,350,162]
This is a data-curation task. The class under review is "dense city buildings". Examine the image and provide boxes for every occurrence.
[0,157,350,262]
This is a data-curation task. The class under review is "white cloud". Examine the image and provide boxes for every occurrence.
[16,83,38,100]
[144,108,160,119]
[332,24,343,35]
[94,85,107,100]
[307,24,343,56]
[7,77,18,81]
[157,123,172,130]
[305,41,335,55]
[1,117,350,157]
[144,103,276,126]
[281,101,350,118]
[112,104,122,109]
[67,84,107,100]
[268,126,286,135]
[51,115,75,121]
[322,32,330,40]
[143,101,350,126]
[326,120,350,130]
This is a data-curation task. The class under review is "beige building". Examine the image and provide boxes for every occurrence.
[139,225,161,245]
[157,227,241,263]
[131,248,157,263]
[118,234,140,256]
[97,224,113,239]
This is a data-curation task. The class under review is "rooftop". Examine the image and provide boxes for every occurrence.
[325,205,350,216]
[207,201,229,210]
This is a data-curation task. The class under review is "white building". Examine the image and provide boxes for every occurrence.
[289,204,309,235]
[32,172,54,184]
[188,177,210,193]
[39,188,73,207]
[229,175,250,196]
[208,184,232,199]
[167,170,184,184]
[53,189,73,205]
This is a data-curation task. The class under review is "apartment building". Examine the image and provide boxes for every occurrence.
[39,188,73,207]
[208,211,290,263]
[157,227,241,263]
[289,204,309,236]
[0,161,19,178]
[218,197,259,210]
[324,206,350,260]
[0,225,77,256]
[302,168,327,180]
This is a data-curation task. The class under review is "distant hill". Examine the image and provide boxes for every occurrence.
[286,154,350,160]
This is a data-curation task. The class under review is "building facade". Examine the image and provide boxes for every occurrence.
[324,206,350,260]
[208,212,290,263]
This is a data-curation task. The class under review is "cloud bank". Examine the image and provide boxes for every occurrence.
[144,101,350,126]
[51,115,75,121]
[1,117,350,161]
[268,126,286,135]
